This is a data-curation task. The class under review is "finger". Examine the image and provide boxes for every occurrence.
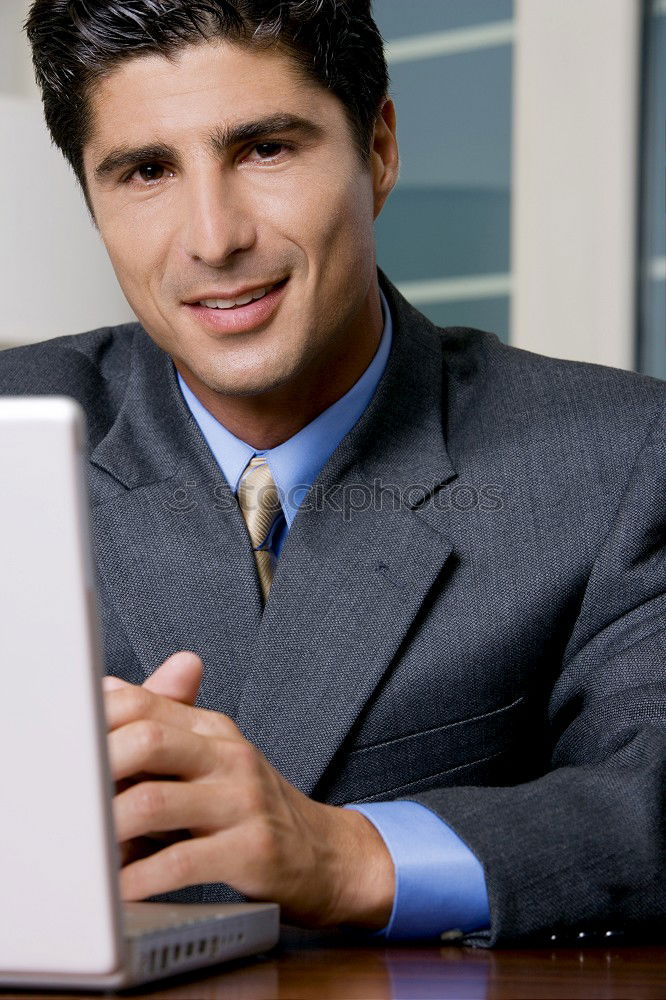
[104,683,239,741]
[119,834,222,901]
[108,719,215,782]
[103,675,132,691]
[143,651,204,705]
[120,827,192,867]
[113,779,228,843]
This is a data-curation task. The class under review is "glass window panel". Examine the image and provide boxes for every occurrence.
[373,0,513,343]
[376,0,513,40]
[417,297,510,344]
[376,187,509,282]
[640,277,666,377]
[386,48,512,190]
[638,8,665,378]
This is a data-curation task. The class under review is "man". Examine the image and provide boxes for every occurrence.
[3,0,664,946]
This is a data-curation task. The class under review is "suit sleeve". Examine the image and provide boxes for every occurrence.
[407,407,666,946]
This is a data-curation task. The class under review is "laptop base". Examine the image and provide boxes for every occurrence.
[0,902,279,990]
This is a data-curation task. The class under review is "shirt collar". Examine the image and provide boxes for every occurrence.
[177,288,393,526]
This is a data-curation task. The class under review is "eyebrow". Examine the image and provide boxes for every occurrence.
[210,113,323,156]
[94,143,179,180]
[93,113,324,181]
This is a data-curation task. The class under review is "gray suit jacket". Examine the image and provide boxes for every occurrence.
[1,271,664,946]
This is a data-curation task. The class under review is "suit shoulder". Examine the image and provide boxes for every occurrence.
[438,325,665,427]
[434,326,665,493]
[0,323,137,395]
[0,323,140,444]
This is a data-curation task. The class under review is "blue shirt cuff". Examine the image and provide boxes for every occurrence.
[345,801,490,940]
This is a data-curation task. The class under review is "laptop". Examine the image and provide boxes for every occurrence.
[0,396,279,990]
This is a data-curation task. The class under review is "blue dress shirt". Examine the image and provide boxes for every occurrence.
[177,290,490,939]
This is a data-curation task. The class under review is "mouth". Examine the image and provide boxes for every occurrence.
[188,278,288,310]
[183,278,289,335]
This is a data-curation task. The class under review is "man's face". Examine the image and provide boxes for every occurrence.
[83,41,396,400]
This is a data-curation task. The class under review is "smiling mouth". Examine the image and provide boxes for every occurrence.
[195,278,288,310]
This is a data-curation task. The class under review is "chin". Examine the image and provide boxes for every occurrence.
[197,364,294,399]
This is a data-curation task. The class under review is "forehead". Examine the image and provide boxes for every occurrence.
[86,40,337,147]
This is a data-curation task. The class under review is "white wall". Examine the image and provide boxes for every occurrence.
[0,1,134,348]
[511,0,641,369]
[0,0,37,98]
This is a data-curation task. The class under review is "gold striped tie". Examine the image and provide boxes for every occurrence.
[237,456,282,602]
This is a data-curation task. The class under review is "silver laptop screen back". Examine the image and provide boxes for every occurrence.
[0,397,121,975]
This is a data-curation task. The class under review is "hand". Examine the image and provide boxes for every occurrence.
[106,654,204,868]
[103,652,395,929]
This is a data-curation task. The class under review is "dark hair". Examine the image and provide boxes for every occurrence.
[25,0,389,192]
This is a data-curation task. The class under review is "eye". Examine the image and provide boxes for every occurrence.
[128,162,172,185]
[248,142,290,161]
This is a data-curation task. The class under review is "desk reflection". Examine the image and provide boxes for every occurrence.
[11,936,666,999]
[137,931,491,1000]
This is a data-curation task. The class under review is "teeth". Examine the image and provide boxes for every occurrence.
[200,283,275,309]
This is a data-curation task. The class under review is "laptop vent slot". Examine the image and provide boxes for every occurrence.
[142,930,247,977]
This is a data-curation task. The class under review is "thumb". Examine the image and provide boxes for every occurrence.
[142,650,204,705]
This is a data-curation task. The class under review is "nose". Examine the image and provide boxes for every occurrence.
[181,166,256,266]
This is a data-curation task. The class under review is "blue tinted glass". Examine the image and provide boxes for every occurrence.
[376,187,509,282]
[373,1,513,344]
[638,11,666,378]
[418,297,510,343]
[642,14,665,259]
[375,0,513,40]
[640,276,666,378]
[387,47,512,189]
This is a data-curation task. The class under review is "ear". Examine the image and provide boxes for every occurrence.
[370,97,399,220]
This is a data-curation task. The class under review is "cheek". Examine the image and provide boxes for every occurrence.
[263,166,375,271]
[99,205,169,295]
[311,176,376,291]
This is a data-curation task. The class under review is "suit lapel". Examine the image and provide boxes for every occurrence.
[88,279,459,792]
[89,332,263,719]
[235,277,459,794]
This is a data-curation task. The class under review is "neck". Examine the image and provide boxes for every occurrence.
[176,286,384,450]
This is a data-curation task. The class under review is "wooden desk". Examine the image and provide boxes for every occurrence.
[4,929,665,999]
